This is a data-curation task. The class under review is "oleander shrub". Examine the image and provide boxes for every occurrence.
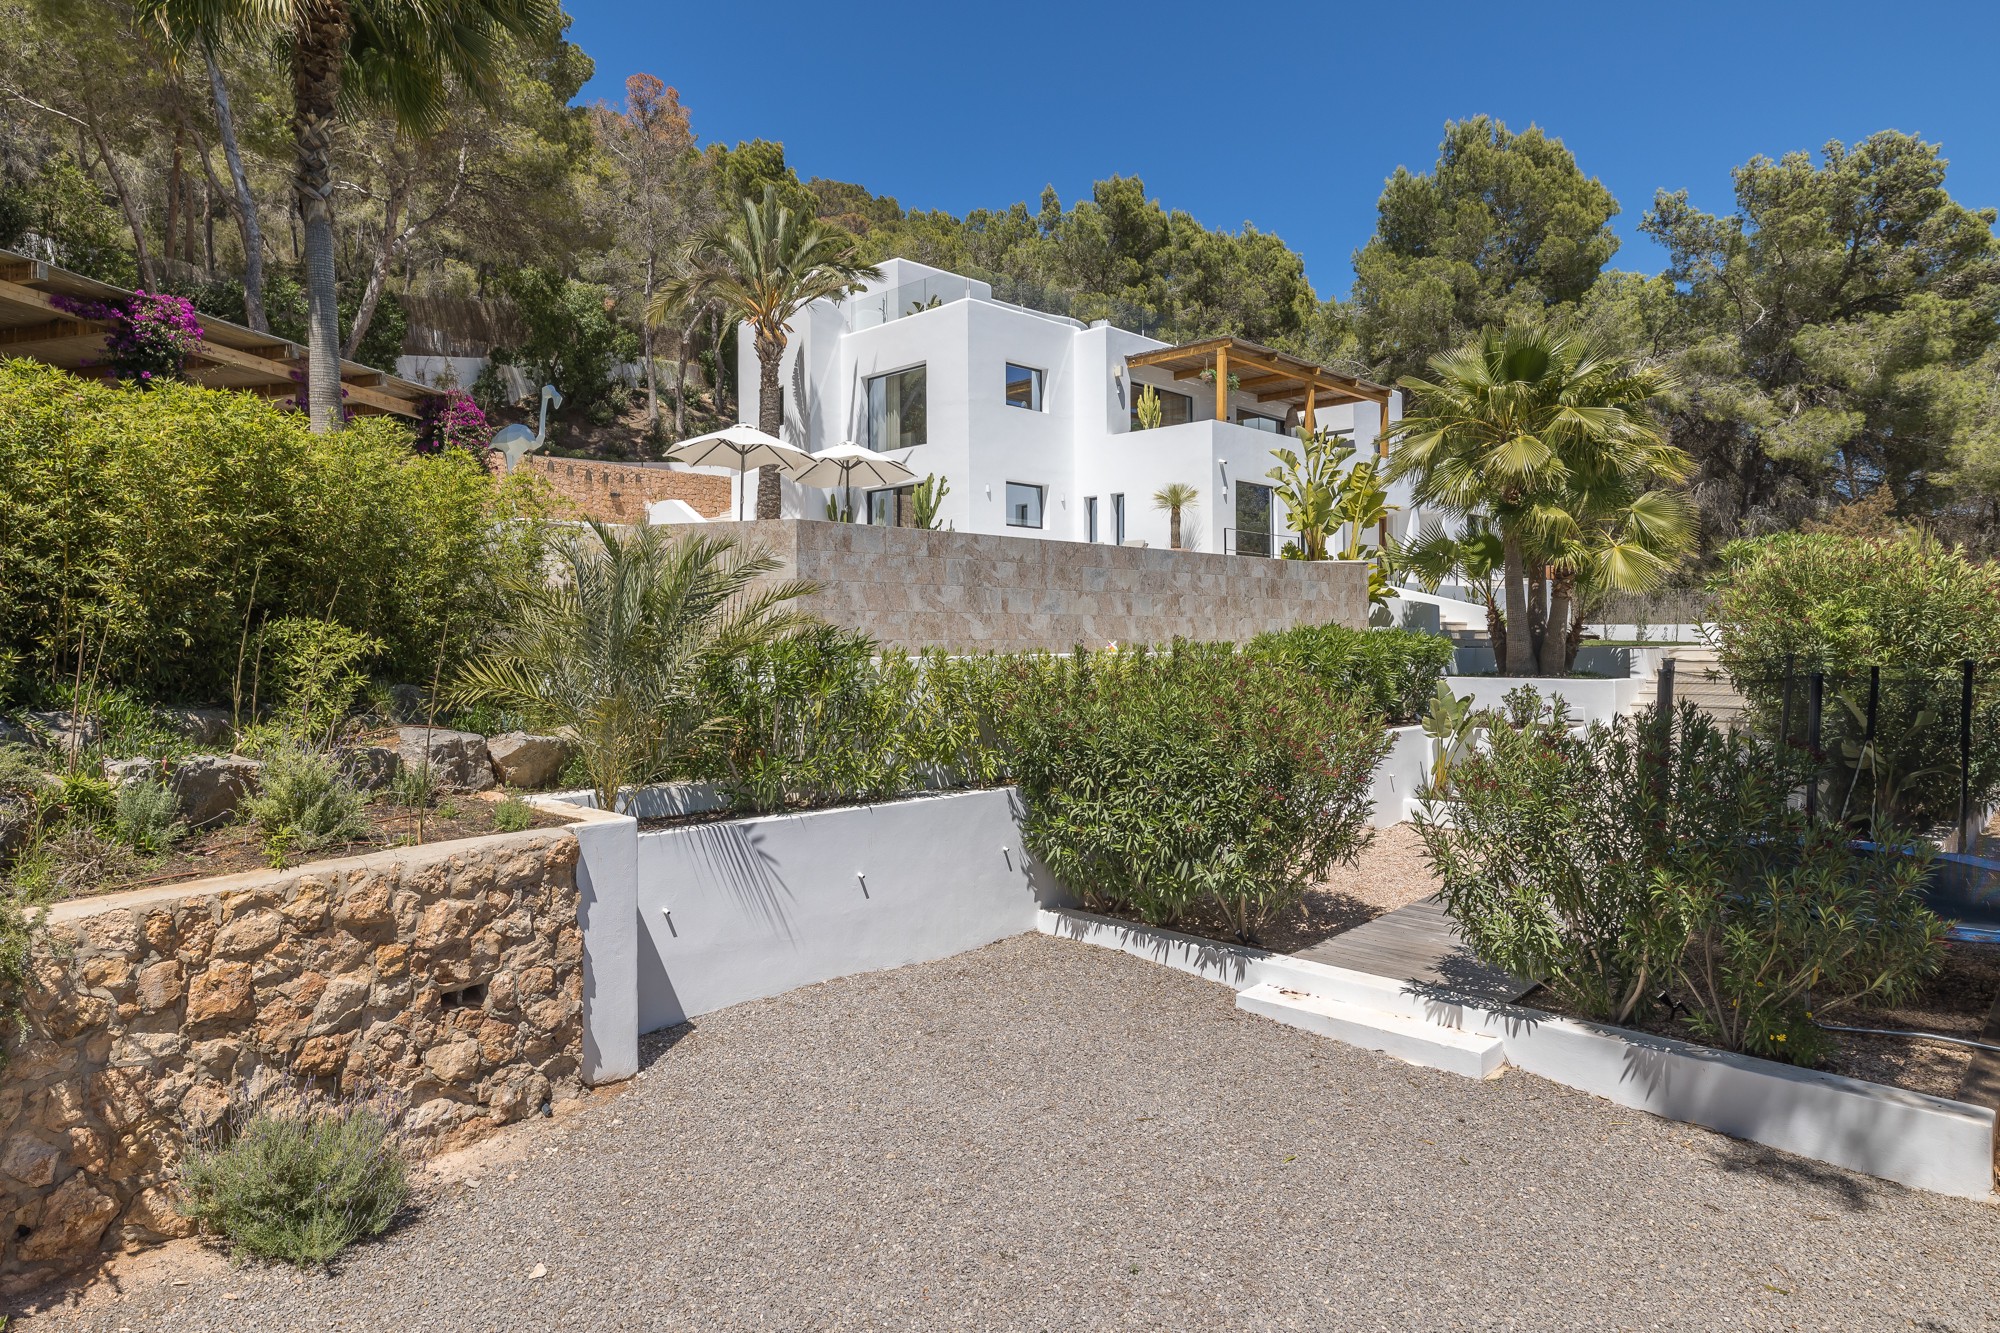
[994,643,1389,942]
[0,361,553,703]
[1660,827,1944,1065]
[1711,528,2000,833]
[177,1082,410,1266]
[1246,623,1457,723]
[1418,701,1945,1061]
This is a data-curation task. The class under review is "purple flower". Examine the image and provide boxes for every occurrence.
[51,289,204,387]
[413,392,492,457]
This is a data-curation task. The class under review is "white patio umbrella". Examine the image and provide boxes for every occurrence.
[665,424,814,520]
[791,442,919,522]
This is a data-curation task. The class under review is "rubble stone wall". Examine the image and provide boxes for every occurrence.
[0,828,584,1292]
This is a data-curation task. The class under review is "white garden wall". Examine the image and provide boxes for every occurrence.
[631,787,1071,1032]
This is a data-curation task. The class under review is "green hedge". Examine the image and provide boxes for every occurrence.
[0,362,550,703]
[1244,623,1456,723]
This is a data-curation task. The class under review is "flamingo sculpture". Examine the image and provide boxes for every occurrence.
[491,384,563,472]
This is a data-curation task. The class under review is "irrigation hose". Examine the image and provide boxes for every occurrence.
[1812,1021,2000,1055]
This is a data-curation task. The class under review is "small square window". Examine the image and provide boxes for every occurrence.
[1005,363,1044,411]
[1005,482,1045,529]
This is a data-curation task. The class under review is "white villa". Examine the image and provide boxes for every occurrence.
[733,258,1409,556]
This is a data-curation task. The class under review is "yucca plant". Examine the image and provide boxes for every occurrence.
[452,522,817,813]
[1151,482,1198,550]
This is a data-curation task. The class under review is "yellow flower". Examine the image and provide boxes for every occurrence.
[1773,1033,1786,1042]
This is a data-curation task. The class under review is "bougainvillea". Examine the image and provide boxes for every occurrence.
[413,392,492,456]
[51,289,204,386]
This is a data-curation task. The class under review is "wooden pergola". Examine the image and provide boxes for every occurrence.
[0,248,426,417]
[1124,335,1392,446]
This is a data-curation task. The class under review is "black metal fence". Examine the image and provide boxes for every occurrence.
[1656,655,1996,852]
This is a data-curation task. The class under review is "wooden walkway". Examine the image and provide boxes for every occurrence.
[1293,895,1535,1005]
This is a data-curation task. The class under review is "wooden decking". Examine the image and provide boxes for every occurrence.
[1293,895,1534,1005]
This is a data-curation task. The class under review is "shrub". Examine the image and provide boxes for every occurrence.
[11,824,139,899]
[387,758,439,809]
[1246,624,1456,723]
[0,361,553,703]
[1660,828,1944,1064]
[1711,528,2000,832]
[491,793,535,832]
[177,1083,410,1266]
[497,268,637,427]
[995,644,1389,942]
[254,617,383,743]
[113,777,186,852]
[688,628,1003,813]
[245,747,367,855]
[413,392,492,457]
[1418,704,1794,1025]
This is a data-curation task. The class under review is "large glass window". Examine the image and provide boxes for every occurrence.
[1237,411,1282,433]
[1234,482,1273,557]
[1005,482,1045,529]
[865,365,926,450]
[868,485,912,527]
[1005,363,1044,411]
[1129,384,1192,429]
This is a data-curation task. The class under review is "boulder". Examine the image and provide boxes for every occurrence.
[486,732,571,790]
[0,715,31,748]
[22,710,101,757]
[102,758,157,789]
[339,744,401,791]
[385,683,428,723]
[397,727,494,792]
[168,754,263,826]
[157,706,233,746]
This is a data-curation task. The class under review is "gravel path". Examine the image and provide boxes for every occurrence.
[14,933,2000,1331]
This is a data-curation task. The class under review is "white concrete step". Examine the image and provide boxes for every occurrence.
[1235,981,1507,1079]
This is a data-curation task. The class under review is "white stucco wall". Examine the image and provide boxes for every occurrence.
[732,257,1409,553]
[632,788,1071,1033]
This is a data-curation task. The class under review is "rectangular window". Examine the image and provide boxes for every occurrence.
[1111,493,1126,544]
[868,485,912,527]
[1085,496,1098,543]
[1237,411,1282,433]
[1004,363,1044,411]
[1234,482,1273,557]
[865,365,927,450]
[1129,385,1192,429]
[1005,482,1044,529]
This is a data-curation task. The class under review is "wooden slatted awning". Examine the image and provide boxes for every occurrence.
[0,248,426,417]
[1124,335,1392,427]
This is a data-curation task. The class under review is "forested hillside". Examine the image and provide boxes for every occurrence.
[1,2,1994,549]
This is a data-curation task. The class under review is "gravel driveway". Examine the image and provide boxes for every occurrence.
[13,932,2000,1331]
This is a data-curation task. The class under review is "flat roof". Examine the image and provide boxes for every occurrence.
[0,249,427,417]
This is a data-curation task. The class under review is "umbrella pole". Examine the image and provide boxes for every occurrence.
[738,453,746,522]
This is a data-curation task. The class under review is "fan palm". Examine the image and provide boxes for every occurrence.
[451,523,817,813]
[144,0,556,432]
[1151,482,1199,549]
[1385,326,1693,675]
[649,187,880,518]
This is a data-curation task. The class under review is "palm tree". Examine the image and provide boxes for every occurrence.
[451,523,817,813]
[1151,482,1199,550]
[146,0,555,432]
[1385,326,1693,675]
[650,187,880,518]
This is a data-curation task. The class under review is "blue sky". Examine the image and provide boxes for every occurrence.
[564,0,2000,300]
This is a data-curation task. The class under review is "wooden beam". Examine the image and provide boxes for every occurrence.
[1304,384,1316,435]
[187,341,418,417]
[1214,345,1228,421]
[0,318,97,347]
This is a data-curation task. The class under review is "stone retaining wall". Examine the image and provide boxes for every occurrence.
[695,520,1369,652]
[524,455,731,524]
[0,827,585,1293]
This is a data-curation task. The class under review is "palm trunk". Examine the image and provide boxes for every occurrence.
[1541,569,1575,676]
[202,43,264,330]
[1501,531,1533,676]
[1170,508,1182,550]
[291,2,350,432]
[1527,566,1548,672]
[755,329,784,520]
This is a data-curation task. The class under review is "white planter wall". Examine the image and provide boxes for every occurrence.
[1369,724,1431,827]
[1444,648,1664,726]
[632,787,1070,1032]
